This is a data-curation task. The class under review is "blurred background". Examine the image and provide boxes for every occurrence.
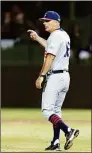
[1,1,92,109]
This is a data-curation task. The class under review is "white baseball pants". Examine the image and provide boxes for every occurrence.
[41,71,70,120]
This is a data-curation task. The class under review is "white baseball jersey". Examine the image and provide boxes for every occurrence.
[45,28,70,71]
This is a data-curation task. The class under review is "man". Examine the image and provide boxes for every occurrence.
[27,11,79,151]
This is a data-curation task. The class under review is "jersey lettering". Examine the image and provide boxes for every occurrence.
[64,42,70,57]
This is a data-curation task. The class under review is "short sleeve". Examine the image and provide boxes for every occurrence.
[45,32,62,56]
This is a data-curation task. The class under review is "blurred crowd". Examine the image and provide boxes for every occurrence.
[1,4,92,63]
[67,22,92,63]
[1,4,39,40]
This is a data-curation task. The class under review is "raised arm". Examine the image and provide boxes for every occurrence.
[27,30,46,48]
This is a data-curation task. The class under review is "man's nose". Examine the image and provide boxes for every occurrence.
[43,22,47,25]
[43,22,45,25]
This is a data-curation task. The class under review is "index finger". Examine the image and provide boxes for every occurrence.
[27,30,34,33]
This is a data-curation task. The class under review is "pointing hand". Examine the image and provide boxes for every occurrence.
[27,30,39,41]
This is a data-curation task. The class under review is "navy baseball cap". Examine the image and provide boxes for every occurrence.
[39,11,61,22]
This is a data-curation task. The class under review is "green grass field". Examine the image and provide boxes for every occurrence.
[1,108,91,152]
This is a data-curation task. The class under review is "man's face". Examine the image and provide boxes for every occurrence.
[43,20,56,33]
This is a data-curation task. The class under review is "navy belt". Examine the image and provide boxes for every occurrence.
[52,70,68,73]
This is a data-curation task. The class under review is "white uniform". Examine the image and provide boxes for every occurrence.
[42,29,70,120]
